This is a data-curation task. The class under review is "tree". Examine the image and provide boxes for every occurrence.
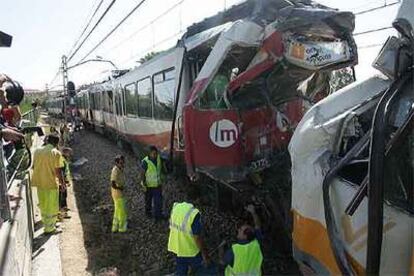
[137,52,160,64]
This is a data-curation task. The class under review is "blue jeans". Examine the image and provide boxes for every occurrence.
[176,253,217,275]
[145,187,162,218]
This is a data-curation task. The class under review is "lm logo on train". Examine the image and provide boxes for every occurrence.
[209,119,238,148]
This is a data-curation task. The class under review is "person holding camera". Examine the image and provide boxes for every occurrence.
[0,126,24,142]
[0,73,25,150]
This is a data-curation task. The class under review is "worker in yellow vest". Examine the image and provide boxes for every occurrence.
[168,201,209,275]
[221,204,263,276]
[32,134,65,234]
[58,147,72,221]
[140,145,165,220]
[110,155,127,233]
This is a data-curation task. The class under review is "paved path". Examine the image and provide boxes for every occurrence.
[32,113,89,275]
[60,181,90,276]
[31,113,62,276]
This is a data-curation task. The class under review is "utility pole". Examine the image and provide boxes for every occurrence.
[61,55,68,122]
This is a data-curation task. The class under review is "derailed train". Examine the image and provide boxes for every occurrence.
[46,0,361,270]
[47,0,357,185]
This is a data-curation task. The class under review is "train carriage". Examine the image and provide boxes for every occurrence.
[46,96,65,116]
[68,0,357,185]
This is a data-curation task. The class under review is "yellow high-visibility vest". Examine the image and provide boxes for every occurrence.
[225,239,263,276]
[168,202,200,257]
[142,156,162,188]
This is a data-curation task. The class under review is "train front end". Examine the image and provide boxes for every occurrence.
[183,1,358,184]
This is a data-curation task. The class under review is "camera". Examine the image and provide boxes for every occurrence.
[14,126,44,150]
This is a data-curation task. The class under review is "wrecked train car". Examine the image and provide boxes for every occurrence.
[57,0,358,183]
[183,0,358,184]
[290,0,413,274]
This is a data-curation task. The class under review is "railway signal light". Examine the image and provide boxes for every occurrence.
[67,81,76,97]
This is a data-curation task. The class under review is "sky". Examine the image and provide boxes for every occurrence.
[0,0,401,90]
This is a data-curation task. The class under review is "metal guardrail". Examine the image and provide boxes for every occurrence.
[0,108,38,221]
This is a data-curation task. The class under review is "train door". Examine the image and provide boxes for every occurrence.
[102,85,116,130]
[113,83,125,135]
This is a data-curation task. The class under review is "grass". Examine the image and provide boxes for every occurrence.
[20,100,32,114]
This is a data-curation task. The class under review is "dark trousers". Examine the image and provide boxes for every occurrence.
[176,253,217,275]
[145,187,162,218]
[59,189,67,209]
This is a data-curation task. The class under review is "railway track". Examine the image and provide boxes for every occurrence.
[63,125,299,275]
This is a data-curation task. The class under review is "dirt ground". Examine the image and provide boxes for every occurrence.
[60,183,90,276]
[58,128,300,275]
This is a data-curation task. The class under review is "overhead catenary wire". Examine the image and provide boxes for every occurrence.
[67,0,105,58]
[350,0,383,11]
[354,26,394,36]
[49,0,399,87]
[48,68,61,87]
[358,43,384,49]
[118,29,185,67]
[76,0,149,64]
[82,29,184,82]
[350,0,400,53]
[100,0,185,57]
[67,0,117,63]
[102,0,400,67]
[354,0,400,15]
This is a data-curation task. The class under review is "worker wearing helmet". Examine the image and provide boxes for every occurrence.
[110,155,127,233]
[221,204,263,276]
[140,145,165,220]
[168,201,209,275]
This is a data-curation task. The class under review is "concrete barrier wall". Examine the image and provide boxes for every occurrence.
[0,178,34,276]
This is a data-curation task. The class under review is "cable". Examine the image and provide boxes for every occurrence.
[67,0,117,63]
[349,0,383,11]
[354,26,394,36]
[67,0,104,58]
[77,0,149,64]
[101,0,185,56]
[354,0,400,15]
[49,68,61,87]
[358,43,384,49]
[118,29,184,66]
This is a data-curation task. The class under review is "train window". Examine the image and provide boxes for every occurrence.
[124,83,137,116]
[230,77,269,110]
[93,94,97,110]
[106,90,113,113]
[102,92,108,112]
[84,95,88,109]
[90,94,94,110]
[153,68,176,120]
[115,87,122,115]
[384,81,414,214]
[199,45,258,109]
[96,93,101,110]
[137,77,152,118]
[384,130,414,213]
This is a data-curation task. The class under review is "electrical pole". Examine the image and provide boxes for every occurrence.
[61,55,68,122]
